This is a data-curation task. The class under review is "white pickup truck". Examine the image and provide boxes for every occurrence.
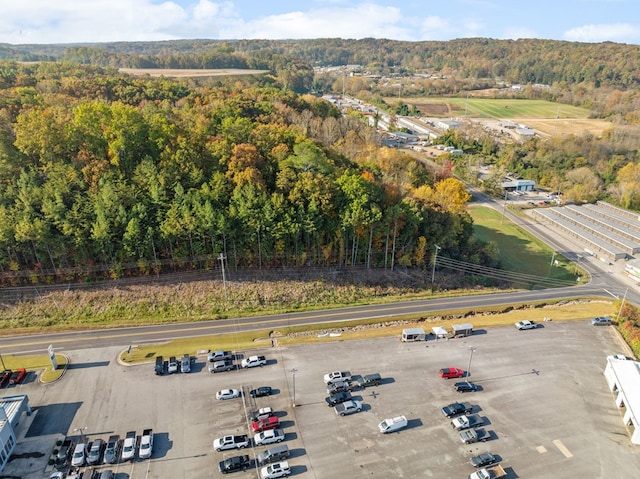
[213,435,250,451]
[469,464,506,479]
[241,355,267,368]
[451,414,485,430]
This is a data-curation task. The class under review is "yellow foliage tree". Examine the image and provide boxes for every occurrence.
[432,178,471,214]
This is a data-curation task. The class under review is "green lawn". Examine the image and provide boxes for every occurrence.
[469,205,582,283]
[409,97,590,119]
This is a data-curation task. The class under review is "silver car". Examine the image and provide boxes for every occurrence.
[591,316,612,326]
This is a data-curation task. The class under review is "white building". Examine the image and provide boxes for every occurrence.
[0,395,31,473]
[603,356,640,445]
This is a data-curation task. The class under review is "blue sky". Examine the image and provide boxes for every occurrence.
[2,0,639,45]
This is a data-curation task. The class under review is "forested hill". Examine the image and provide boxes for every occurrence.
[0,62,488,285]
[2,37,640,91]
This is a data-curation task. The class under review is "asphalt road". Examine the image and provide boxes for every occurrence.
[0,284,617,355]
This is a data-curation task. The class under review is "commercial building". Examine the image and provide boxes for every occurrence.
[603,356,640,445]
[0,395,32,473]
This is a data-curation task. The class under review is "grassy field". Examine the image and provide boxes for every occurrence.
[397,96,591,119]
[469,205,582,282]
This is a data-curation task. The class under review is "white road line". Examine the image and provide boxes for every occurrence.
[536,445,547,453]
[553,439,573,458]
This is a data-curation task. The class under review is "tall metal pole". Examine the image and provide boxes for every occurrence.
[467,347,477,379]
[617,288,628,322]
[431,244,441,283]
[291,368,298,408]
[218,253,227,300]
[548,252,556,277]
[501,190,508,224]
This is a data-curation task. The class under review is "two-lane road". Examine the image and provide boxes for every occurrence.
[0,284,614,355]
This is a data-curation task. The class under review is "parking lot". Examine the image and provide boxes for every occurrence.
[10,319,640,478]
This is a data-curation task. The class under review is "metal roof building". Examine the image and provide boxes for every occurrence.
[603,357,640,445]
[0,395,31,473]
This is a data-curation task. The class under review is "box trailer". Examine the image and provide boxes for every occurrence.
[401,328,426,342]
[452,323,473,338]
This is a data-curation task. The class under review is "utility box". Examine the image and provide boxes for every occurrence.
[452,323,473,338]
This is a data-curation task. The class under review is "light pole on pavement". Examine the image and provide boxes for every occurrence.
[467,347,477,379]
[73,426,88,444]
[291,368,298,408]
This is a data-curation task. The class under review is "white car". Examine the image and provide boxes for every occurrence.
[216,388,241,400]
[254,428,285,446]
[260,460,291,478]
[515,320,539,330]
[71,442,87,467]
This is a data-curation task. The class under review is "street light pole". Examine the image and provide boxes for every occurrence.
[291,368,298,408]
[73,426,87,444]
[431,244,441,283]
[467,347,477,379]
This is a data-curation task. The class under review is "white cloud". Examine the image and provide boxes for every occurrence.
[219,4,411,40]
[564,23,640,43]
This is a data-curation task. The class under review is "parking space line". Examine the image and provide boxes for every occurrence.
[553,439,573,458]
[536,445,547,453]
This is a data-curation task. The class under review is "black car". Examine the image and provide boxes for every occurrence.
[470,452,498,468]
[250,386,273,398]
[325,391,352,406]
[454,381,480,393]
[441,402,473,418]
[218,454,250,474]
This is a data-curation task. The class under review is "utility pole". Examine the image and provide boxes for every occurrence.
[218,253,227,300]
[548,252,556,276]
[467,347,477,379]
[291,368,298,408]
[500,190,508,224]
[431,244,442,283]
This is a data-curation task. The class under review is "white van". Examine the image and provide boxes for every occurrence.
[378,415,408,433]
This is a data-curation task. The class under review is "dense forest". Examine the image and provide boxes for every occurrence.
[0,61,491,284]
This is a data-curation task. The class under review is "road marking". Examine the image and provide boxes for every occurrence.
[553,439,573,458]
[536,445,547,453]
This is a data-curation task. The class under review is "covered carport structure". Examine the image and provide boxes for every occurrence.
[603,357,640,445]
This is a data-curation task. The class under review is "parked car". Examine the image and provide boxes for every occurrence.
[208,350,233,362]
[334,400,363,416]
[167,356,178,374]
[216,389,241,400]
[254,428,285,446]
[154,356,164,375]
[470,452,498,468]
[218,455,250,474]
[103,435,120,464]
[440,367,465,379]
[260,460,291,479]
[592,316,612,326]
[250,386,273,398]
[515,320,539,330]
[87,439,104,465]
[325,391,352,406]
[455,381,480,393]
[248,407,275,422]
[257,445,290,466]
[213,435,250,451]
[9,368,26,385]
[441,402,473,418]
[121,431,137,461]
[0,371,11,388]
[71,442,88,467]
[180,354,191,373]
[326,381,351,394]
[55,439,72,467]
[323,371,351,384]
[209,360,234,373]
[251,416,280,433]
[460,428,490,444]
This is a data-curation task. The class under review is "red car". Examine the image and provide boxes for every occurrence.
[9,368,26,385]
[251,416,280,433]
[440,368,465,379]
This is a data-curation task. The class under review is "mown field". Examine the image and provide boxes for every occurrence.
[391,96,611,136]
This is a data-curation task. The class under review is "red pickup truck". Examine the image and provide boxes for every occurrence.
[251,416,280,433]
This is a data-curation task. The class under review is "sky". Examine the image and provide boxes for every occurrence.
[1,0,640,45]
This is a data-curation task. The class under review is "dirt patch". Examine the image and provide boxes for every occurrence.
[522,118,612,137]
[411,102,451,116]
